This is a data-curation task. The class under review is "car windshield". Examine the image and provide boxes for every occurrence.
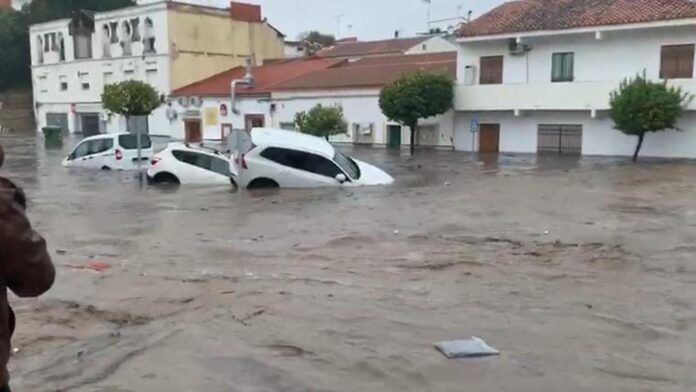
[118,134,152,149]
[333,149,360,179]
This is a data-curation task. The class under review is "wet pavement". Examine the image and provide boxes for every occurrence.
[2,134,696,391]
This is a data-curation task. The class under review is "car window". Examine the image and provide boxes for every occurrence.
[88,138,113,155]
[172,150,214,171]
[334,149,361,179]
[119,134,152,149]
[260,147,345,179]
[210,157,231,177]
[72,141,91,159]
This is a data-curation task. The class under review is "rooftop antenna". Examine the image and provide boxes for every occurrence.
[423,0,432,31]
[335,14,344,38]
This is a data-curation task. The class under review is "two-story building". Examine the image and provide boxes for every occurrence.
[30,0,285,137]
[454,0,696,158]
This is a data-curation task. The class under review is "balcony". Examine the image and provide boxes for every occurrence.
[454,80,696,112]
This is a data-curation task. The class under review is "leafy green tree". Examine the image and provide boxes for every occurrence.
[24,0,135,24]
[298,31,335,55]
[610,74,692,162]
[0,9,30,90]
[294,104,348,139]
[102,81,160,175]
[379,71,454,155]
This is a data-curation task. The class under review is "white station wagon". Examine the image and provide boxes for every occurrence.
[235,128,394,189]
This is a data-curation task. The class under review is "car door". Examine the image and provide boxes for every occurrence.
[87,138,115,169]
[172,150,227,184]
[258,147,342,188]
[67,140,92,168]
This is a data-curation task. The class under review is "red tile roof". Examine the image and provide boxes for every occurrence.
[459,0,696,38]
[316,37,431,58]
[172,58,341,97]
[0,0,11,9]
[272,52,456,91]
[229,2,261,22]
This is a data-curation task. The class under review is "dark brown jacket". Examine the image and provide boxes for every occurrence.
[0,177,55,386]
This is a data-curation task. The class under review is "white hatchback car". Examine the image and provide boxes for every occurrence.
[62,133,153,170]
[235,128,393,189]
[147,143,236,185]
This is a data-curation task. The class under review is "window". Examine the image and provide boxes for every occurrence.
[72,141,91,159]
[279,122,296,131]
[660,44,694,79]
[79,72,89,90]
[118,134,152,149]
[102,24,111,58]
[38,76,47,93]
[43,33,50,52]
[74,33,93,59]
[130,18,141,42]
[479,55,503,84]
[552,52,574,82]
[110,22,119,43]
[71,138,113,159]
[260,147,346,179]
[59,76,68,91]
[143,18,155,54]
[210,157,231,176]
[334,149,360,179]
[172,150,212,169]
[36,36,44,64]
[57,33,65,61]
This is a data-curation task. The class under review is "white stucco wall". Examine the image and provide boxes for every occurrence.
[454,111,696,158]
[30,3,171,135]
[405,36,457,55]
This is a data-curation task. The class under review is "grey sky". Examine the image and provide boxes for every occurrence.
[196,0,505,40]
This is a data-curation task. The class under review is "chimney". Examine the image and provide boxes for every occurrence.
[230,2,262,23]
[394,30,400,38]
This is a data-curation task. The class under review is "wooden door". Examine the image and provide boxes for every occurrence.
[244,114,265,131]
[479,124,500,153]
[184,119,202,143]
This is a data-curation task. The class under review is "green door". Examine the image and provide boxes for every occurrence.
[388,125,402,149]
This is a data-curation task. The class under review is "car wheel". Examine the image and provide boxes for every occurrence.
[152,172,180,185]
[247,178,279,189]
[101,166,112,171]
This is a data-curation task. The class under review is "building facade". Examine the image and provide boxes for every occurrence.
[454,0,696,158]
[29,0,284,137]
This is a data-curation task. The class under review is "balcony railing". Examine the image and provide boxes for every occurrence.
[454,80,696,112]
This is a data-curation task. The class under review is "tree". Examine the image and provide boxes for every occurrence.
[294,104,348,139]
[0,9,30,91]
[24,0,135,24]
[609,74,692,162]
[379,71,454,155]
[298,31,335,56]
[102,80,160,178]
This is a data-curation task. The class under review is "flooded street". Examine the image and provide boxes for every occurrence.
[2,134,696,391]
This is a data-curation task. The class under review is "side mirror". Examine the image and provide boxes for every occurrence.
[68,152,75,160]
[335,173,347,183]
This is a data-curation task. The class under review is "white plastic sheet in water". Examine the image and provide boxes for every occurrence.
[435,337,500,359]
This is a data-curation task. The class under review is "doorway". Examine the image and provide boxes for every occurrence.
[537,125,582,155]
[244,114,265,131]
[479,123,500,153]
[78,113,101,137]
[387,125,401,149]
[184,119,202,143]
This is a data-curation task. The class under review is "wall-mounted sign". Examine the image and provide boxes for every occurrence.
[219,103,228,117]
[204,107,219,126]
[470,118,479,133]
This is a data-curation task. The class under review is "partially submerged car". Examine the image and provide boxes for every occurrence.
[235,128,393,189]
[147,142,236,185]
[62,133,153,170]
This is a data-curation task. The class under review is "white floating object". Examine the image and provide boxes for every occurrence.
[435,336,499,359]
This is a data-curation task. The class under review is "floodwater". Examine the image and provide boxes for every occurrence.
[2,134,696,391]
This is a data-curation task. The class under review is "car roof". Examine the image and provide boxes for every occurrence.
[166,142,225,157]
[81,133,131,141]
[250,128,335,157]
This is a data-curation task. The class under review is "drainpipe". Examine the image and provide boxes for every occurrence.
[230,57,256,115]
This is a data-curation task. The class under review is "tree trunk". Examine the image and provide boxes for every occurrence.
[633,134,645,162]
[409,121,418,156]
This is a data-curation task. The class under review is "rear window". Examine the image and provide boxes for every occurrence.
[118,134,152,149]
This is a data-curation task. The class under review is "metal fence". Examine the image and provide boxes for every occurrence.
[537,125,583,155]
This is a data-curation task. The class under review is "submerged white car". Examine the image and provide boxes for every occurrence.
[62,133,153,170]
[147,143,236,185]
[235,128,393,189]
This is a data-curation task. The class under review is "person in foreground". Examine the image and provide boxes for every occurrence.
[0,143,55,392]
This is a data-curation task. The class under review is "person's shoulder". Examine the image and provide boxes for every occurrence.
[0,176,26,212]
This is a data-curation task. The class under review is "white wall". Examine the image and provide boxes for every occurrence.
[457,24,696,86]
[454,111,696,158]
[30,4,171,136]
[405,36,457,55]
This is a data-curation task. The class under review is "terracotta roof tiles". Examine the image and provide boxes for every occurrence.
[459,0,696,38]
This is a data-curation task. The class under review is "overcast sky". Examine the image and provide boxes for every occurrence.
[193,0,505,40]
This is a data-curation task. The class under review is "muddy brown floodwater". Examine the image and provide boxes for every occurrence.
[1,134,696,391]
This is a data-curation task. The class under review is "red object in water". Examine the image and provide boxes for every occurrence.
[115,149,123,160]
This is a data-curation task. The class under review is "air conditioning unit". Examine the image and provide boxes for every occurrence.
[509,39,532,56]
[360,123,374,135]
[177,96,189,107]
[189,96,203,107]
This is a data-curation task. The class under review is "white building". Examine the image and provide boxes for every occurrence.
[29,0,285,138]
[170,51,456,148]
[453,0,696,158]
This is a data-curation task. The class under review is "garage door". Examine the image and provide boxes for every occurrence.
[537,125,582,155]
[46,113,69,135]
